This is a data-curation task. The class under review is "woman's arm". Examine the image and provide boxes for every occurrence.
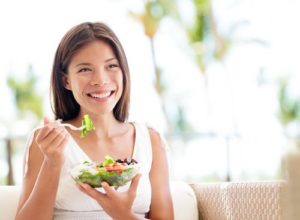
[15,119,69,220]
[148,128,174,220]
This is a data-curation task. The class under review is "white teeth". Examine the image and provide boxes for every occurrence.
[90,92,111,98]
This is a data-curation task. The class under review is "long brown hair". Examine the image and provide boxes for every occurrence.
[50,22,130,122]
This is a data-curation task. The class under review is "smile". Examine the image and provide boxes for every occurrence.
[88,91,114,100]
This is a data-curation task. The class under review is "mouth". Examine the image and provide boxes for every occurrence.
[87,91,115,101]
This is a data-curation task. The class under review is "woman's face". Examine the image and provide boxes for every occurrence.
[64,40,123,117]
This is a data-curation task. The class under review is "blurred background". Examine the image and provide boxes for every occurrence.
[1,0,300,185]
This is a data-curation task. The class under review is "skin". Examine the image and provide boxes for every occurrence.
[15,40,173,220]
[15,118,69,220]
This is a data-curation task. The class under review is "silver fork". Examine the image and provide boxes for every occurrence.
[61,123,85,131]
[35,121,85,131]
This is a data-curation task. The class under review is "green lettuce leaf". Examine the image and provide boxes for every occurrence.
[80,114,95,138]
[73,164,139,188]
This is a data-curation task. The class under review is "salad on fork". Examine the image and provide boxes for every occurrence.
[36,114,95,138]
[57,114,95,138]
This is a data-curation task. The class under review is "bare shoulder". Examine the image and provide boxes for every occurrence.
[146,127,169,169]
[147,127,167,151]
[147,127,169,169]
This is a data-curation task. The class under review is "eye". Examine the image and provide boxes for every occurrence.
[78,67,91,73]
[108,63,119,69]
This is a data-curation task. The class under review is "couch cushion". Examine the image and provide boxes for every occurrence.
[225,181,285,220]
[190,183,227,220]
[1,183,197,220]
[191,181,286,220]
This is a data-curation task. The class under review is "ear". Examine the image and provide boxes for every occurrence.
[62,73,71,90]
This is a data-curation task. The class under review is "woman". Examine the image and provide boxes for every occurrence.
[15,22,174,220]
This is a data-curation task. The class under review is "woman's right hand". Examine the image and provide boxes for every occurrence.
[35,117,69,167]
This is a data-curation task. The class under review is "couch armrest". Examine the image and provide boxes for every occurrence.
[170,181,198,220]
[0,185,21,220]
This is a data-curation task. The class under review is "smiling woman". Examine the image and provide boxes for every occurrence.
[52,23,131,123]
[14,22,174,220]
[62,40,125,118]
[2,0,297,205]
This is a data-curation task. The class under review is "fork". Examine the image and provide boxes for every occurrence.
[61,123,85,131]
[35,121,85,131]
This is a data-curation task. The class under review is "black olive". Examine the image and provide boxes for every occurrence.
[124,157,132,164]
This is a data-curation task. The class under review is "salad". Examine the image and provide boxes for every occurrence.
[80,114,95,138]
[71,155,139,188]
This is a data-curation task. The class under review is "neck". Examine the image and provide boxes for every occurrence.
[77,111,122,138]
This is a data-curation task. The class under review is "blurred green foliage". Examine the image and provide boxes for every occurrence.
[7,65,43,120]
[187,0,227,72]
[278,78,300,126]
[129,0,181,133]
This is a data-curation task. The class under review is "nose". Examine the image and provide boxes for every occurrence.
[90,68,109,86]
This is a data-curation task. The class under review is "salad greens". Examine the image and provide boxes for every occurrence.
[71,155,139,188]
[80,114,95,138]
[100,155,115,167]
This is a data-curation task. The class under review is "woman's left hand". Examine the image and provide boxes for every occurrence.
[78,174,141,220]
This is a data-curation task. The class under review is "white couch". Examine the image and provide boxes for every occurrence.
[0,181,285,220]
[0,181,198,220]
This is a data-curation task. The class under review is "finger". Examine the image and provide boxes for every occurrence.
[58,132,70,149]
[43,117,50,125]
[36,120,60,141]
[40,126,66,149]
[36,125,54,142]
[78,183,105,202]
[128,173,141,195]
[56,131,70,150]
[43,127,68,151]
[101,182,116,197]
[50,132,69,152]
[44,117,61,125]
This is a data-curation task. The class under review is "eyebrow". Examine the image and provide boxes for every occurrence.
[74,58,118,67]
[75,63,92,67]
[105,58,118,63]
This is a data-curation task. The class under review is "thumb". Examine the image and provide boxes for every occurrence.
[129,173,141,195]
[43,117,50,125]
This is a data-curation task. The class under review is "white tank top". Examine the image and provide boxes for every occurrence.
[25,122,152,220]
